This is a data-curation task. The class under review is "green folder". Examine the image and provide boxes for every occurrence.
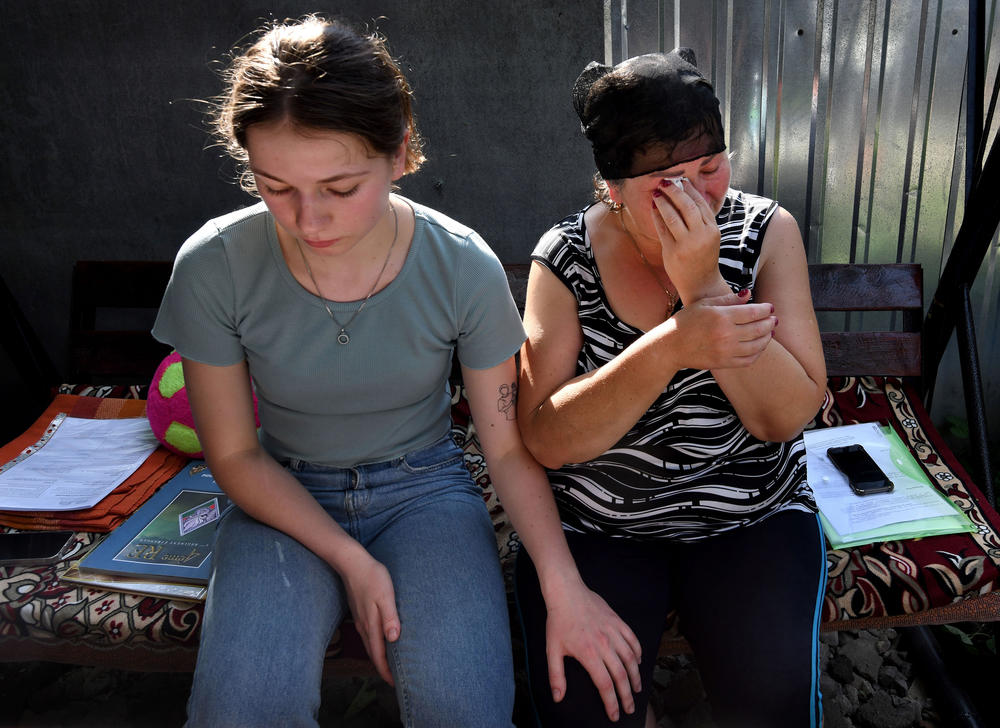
[818,427,975,549]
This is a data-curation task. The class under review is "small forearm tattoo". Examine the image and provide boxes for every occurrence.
[497,381,517,420]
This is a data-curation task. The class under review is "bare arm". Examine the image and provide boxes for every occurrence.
[462,357,641,721]
[516,263,671,468]
[709,208,827,441]
[517,263,777,468]
[181,357,399,683]
[650,184,826,441]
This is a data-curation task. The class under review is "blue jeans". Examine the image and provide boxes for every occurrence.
[186,436,515,728]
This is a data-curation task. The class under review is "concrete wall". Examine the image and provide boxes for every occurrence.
[0,0,603,377]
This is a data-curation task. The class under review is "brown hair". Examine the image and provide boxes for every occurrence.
[212,15,425,193]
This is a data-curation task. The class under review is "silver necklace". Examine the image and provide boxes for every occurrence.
[296,202,398,345]
[619,214,678,317]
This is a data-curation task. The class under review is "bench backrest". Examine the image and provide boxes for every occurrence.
[69,260,174,385]
[808,263,923,379]
[70,260,923,386]
[506,262,925,380]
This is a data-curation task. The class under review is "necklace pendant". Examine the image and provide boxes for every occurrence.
[295,201,398,350]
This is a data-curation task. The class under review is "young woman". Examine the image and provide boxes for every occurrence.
[515,51,829,727]
[153,15,639,728]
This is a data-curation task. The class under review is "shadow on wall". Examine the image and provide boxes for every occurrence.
[0,0,603,380]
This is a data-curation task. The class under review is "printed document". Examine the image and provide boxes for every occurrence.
[803,422,960,537]
[0,416,159,511]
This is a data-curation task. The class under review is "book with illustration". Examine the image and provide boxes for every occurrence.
[77,460,232,585]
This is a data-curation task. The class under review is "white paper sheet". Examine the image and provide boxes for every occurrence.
[802,422,958,536]
[0,416,160,511]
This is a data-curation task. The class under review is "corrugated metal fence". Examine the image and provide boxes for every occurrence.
[605,0,998,437]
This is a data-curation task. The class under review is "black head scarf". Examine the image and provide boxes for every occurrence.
[572,49,726,180]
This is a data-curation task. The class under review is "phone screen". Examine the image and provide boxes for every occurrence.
[0,531,76,565]
[827,444,894,495]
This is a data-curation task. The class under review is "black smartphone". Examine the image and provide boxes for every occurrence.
[0,530,76,566]
[827,444,894,496]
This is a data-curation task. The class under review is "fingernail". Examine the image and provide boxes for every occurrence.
[738,288,750,298]
[774,316,779,326]
[769,303,775,313]
[552,689,561,701]
[652,189,663,198]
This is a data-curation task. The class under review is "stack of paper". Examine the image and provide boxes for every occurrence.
[803,422,974,549]
[0,415,161,511]
[61,563,208,602]
[0,395,188,533]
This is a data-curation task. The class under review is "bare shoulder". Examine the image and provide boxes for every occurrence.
[759,205,808,274]
[519,260,583,416]
[523,261,580,341]
[764,205,805,248]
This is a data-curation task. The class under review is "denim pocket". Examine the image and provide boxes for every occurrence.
[399,437,465,474]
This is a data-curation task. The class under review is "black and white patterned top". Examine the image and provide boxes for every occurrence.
[532,189,816,542]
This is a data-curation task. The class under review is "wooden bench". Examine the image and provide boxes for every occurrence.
[2,262,998,689]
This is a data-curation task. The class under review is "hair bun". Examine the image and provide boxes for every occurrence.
[671,47,698,67]
[572,61,611,126]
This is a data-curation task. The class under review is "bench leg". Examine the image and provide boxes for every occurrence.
[904,625,985,728]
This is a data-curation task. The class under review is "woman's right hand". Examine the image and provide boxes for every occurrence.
[658,290,777,371]
[340,552,401,685]
[181,357,403,684]
[650,178,726,301]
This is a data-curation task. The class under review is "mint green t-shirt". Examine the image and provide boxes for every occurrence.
[152,198,525,467]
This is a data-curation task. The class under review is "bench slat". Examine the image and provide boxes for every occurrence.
[821,332,922,377]
[809,264,923,312]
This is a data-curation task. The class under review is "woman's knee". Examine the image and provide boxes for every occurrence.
[186,657,324,728]
[389,631,515,727]
[374,512,515,725]
[188,512,346,727]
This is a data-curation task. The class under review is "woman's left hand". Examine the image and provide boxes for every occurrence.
[544,581,643,722]
[650,179,727,302]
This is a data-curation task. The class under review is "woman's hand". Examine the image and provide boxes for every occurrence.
[650,179,727,301]
[544,582,643,722]
[658,290,777,371]
[340,552,401,685]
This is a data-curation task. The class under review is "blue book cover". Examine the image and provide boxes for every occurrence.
[78,461,233,585]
